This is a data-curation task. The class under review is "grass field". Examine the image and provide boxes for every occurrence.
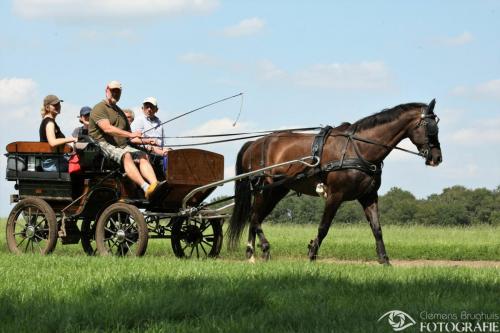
[0,219,498,332]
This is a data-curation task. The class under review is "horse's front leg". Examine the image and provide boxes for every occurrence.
[358,192,390,265]
[308,193,342,261]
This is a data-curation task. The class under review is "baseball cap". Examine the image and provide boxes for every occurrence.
[107,80,122,90]
[43,95,63,107]
[79,106,92,117]
[143,97,158,107]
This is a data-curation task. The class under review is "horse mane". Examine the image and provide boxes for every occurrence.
[352,102,426,131]
[333,122,351,132]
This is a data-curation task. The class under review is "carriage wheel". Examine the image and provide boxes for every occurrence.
[6,197,58,255]
[80,218,97,256]
[95,203,148,257]
[171,217,223,259]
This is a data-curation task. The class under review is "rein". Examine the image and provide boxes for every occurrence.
[139,127,321,139]
[150,127,321,147]
[339,133,424,158]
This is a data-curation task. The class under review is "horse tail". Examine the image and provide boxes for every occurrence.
[227,141,254,250]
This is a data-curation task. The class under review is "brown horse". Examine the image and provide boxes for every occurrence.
[227,100,442,264]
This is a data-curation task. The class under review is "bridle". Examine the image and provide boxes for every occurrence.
[416,100,440,162]
[332,99,441,166]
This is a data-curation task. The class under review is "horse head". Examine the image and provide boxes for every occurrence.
[407,99,442,166]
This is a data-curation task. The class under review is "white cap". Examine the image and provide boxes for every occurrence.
[143,96,158,107]
[107,80,122,90]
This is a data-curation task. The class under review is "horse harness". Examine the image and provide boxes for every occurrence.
[249,125,382,193]
[315,125,382,178]
[290,124,382,187]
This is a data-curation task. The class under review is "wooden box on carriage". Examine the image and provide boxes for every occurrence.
[160,148,224,210]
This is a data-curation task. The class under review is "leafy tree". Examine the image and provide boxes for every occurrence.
[379,187,418,224]
[335,201,365,224]
[223,184,500,226]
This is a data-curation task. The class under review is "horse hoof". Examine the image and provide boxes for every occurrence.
[261,252,271,261]
[245,247,254,260]
[378,258,391,266]
[248,256,256,264]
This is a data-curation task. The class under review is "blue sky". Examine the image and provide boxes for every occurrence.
[1,0,499,216]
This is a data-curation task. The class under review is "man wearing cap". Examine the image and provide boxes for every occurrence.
[88,81,163,199]
[72,106,91,139]
[131,97,171,156]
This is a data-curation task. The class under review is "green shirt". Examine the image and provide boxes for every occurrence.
[89,100,130,148]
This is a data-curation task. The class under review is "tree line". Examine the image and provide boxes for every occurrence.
[214,185,500,226]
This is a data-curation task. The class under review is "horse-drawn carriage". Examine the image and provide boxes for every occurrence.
[4,140,226,258]
[4,99,442,264]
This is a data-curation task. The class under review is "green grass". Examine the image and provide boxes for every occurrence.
[1,220,499,261]
[0,219,498,332]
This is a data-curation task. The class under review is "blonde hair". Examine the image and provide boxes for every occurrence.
[40,105,50,117]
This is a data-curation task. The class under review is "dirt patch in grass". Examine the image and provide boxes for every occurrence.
[319,258,500,268]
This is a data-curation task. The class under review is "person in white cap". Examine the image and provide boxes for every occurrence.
[131,97,171,156]
[88,81,164,200]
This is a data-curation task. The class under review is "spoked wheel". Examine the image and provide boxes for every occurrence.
[6,197,58,255]
[80,218,97,256]
[171,217,223,259]
[95,203,148,257]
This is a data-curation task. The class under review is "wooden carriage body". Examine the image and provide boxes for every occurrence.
[5,141,224,216]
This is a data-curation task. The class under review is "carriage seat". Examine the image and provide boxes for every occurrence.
[6,141,72,154]
[73,140,120,172]
[5,141,72,181]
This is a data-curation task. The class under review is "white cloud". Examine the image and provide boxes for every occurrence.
[224,165,235,178]
[295,61,392,90]
[13,0,219,20]
[386,139,417,162]
[476,79,500,97]
[0,78,38,106]
[437,164,480,179]
[451,79,500,100]
[437,32,474,46]
[177,52,244,73]
[0,77,84,139]
[451,128,500,144]
[450,117,500,145]
[257,60,287,80]
[183,118,251,136]
[178,52,220,66]
[80,29,140,43]
[257,60,393,91]
[223,17,265,37]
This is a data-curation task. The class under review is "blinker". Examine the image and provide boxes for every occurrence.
[426,120,439,136]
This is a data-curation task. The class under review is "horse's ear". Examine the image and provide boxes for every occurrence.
[426,98,436,114]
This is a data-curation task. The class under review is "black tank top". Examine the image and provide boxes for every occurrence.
[39,117,65,142]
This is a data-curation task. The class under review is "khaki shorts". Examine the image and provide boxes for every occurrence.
[97,141,147,164]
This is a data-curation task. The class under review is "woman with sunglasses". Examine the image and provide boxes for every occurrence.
[39,94,77,171]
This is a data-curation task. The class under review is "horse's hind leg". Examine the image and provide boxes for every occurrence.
[246,226,257,262]
[250,186,289,260]
[358,192,390,265]
[308,193,342,261]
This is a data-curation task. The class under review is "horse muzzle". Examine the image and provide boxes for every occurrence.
[424,147,442,167]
